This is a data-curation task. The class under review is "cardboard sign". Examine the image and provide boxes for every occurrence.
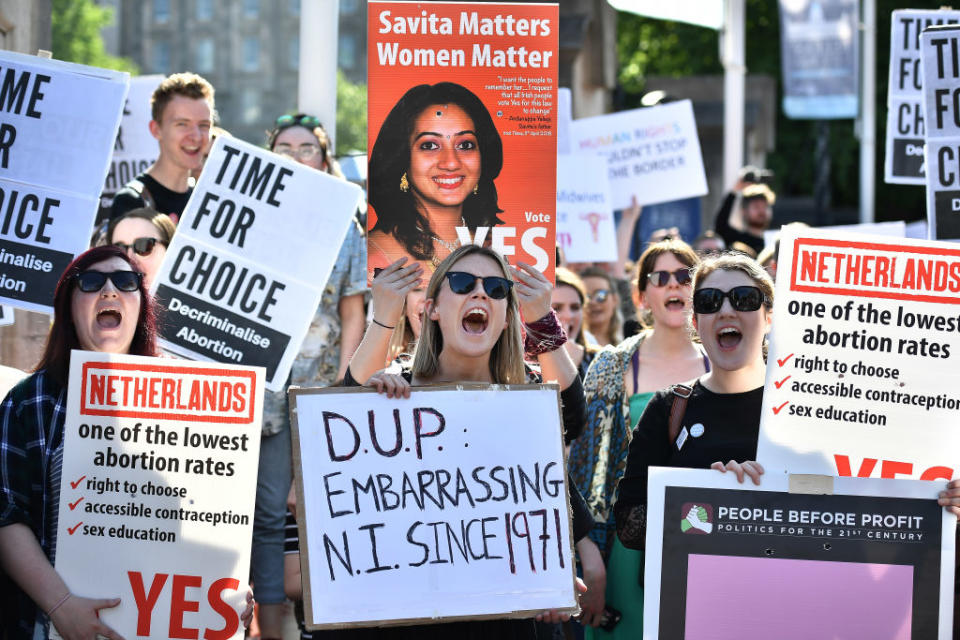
[644,468,954,639]
[367,1,559,281]
[756,227,960,481]
[289,384,577,628]
[922,25,960,240]
[556,155,616,262]
[569,101,707,210]
[53,351,264,640]
[779,0,859,119]
[885,9,960,185]
[0,50,127,312]
[151,136,362,392]
[100,75,164,206]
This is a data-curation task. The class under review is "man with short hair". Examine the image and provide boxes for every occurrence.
[110,72,215,224]
[713,167,776,256]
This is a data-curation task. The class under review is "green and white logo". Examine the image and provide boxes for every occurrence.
[680,502,713,534]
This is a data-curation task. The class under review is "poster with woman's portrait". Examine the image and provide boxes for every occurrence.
[367,1,559,283]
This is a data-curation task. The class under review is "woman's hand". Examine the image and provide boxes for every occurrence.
[576,538,606,627]
[366,371,411,399]
[371,258,423,328]
[534,577,587,624]
[711,459,764,485]
[510,261,552,322]
[938,478,960,520]
[50,594,124,640]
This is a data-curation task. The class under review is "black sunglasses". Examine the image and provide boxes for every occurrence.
[588,288,611,304]
[74,270,143,293]
[693,286,767,314]
[445,271,512,299]
[113,237,165,257]
[275,114,322,130]
[647,269,692,287]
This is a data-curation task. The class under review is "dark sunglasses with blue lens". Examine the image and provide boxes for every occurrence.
[444,271,513,299]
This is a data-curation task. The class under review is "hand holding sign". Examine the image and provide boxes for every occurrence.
[51,595,124,640]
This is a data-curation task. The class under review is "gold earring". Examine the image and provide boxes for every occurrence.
[400,172,409,192]
[473,183,479,195]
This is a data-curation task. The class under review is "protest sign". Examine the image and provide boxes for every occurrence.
[922,25,960,240]
[53,351,264,640]
[885,9,960,185]
[367,1,559,281]
[756,227,960,481]
[100,75,163,209]
[151,136,362,392]
[778,0,859,119]
[0,304,13,327]
[556,155,616,262]
[289,384,577,628]
[644,467,954,639]
[0,50,127,312]
[569,101,707,210]
[762,219,907,249]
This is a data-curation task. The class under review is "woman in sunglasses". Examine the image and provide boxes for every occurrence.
[613,253,772,552]
[0,246,158,639]
[578,267,622,348]
[568,239,704,637]
[367,82,504,278]
[106,208,175,289]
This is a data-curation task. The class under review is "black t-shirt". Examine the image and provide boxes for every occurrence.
[616,380,763,510]
[110,172,192,222]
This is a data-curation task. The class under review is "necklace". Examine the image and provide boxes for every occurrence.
[429,216,466,267]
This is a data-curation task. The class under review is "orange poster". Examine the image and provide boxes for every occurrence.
[367,1,559,282]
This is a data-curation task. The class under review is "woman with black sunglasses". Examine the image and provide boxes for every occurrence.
[105,207,175,289]
[0,246,157,640]
[613,252,773,553]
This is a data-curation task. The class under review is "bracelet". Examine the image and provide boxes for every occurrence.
[46,592,71,617]
[524,309,567,357]
[372,318,395,330]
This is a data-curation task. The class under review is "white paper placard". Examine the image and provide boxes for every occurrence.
[757,227,960,481]
[289,384,578,629]
[644,467,954,639]
[0,304,14,327]
[101,75,163,203]
[885,9,960,185]
[556,155,616,262]
[53,351,264,640]
[0,50,128,312]
[150,136,363,392]
[568,100,707,210]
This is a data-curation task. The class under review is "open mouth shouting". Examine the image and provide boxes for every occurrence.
[462,306,489,335]
[717,326,742,351]
[96,306,123,330]
[665,296,686,311]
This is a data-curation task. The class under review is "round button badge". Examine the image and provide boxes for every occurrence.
[690,423,705,438]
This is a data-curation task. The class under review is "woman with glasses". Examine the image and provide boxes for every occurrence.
[578,267,622,348]
[105,208,175,289]
[0,246,158,639]
[569,239,705,637]
[613,252,772,552]
[367,83,504,278]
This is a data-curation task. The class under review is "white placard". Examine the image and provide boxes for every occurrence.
[101,75,163,203]
[0,304,14,327]
[762,220,907,249]
[556,155,616,262]
[0,50,128,312]
[290,385,578,629]
[922,25,960,240]
[644,467,954,640]
[53,351,264,640]
[757,227,960,481]
[150,136,363,392]
[569,100,707,210]
[885,9,960,185]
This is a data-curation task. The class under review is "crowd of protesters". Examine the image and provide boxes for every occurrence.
[3,70,959,640]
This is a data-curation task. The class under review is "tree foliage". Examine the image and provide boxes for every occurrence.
[616,0,933,222]
[51,0,137,73]
[336,70,368,154]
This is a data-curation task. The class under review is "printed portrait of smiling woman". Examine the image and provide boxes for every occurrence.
[368,82,505,279]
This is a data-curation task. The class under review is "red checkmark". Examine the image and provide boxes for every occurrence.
[69,497,84,511]
[68,522,83,535]
[772,401,789,415]
[777,353,795,367]
[70,475,86,490]
[774,376,791,389]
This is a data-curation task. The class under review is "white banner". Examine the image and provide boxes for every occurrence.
[290,384,578,629]
[53,351,264,640]
[151,136,363,392]
[556,155,616,262]
[0,50,128,312]
[101,75,163,204]
[885,9,960,185]
[922,25,960,240]
[757,227,960,481]
[569,100,707,210]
